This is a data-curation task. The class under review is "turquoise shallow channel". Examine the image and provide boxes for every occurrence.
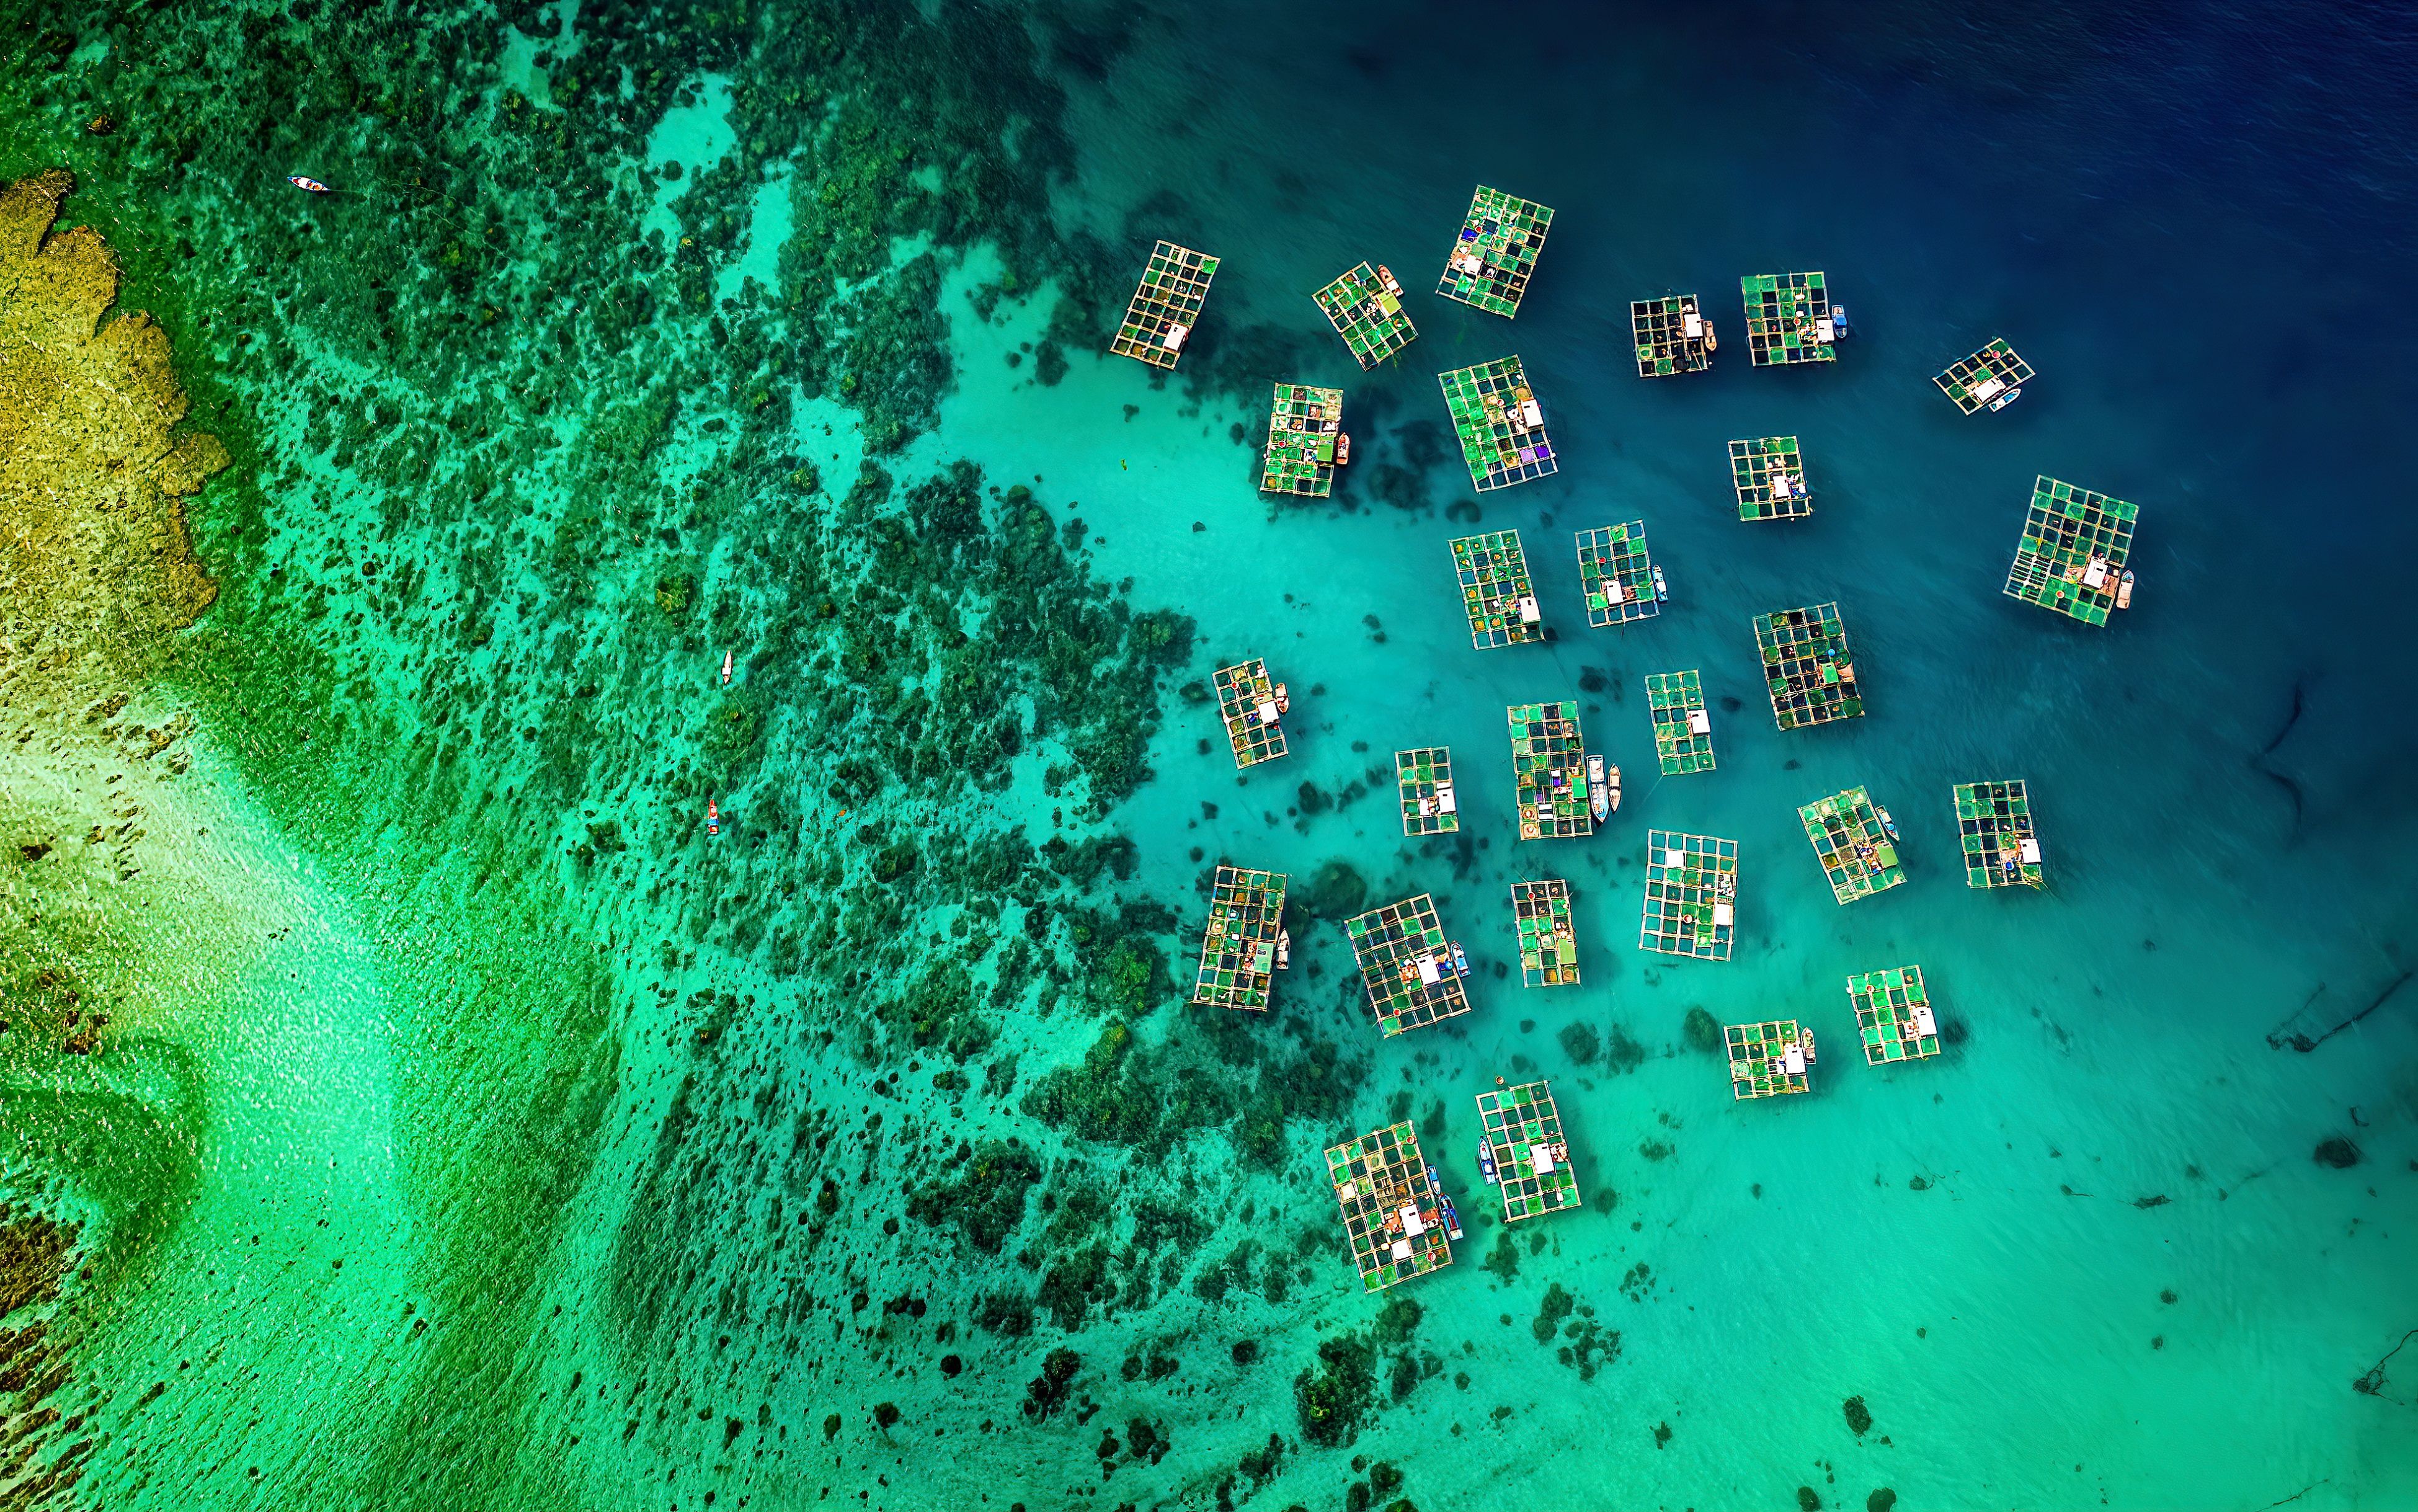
[1,2,2415,1510]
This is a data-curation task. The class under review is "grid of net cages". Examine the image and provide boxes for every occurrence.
[1476,1080,1582,1221]
[1935,337,2034,414]
[1345,894,1473,1036]
[1575,520,1661,626]
[1953,778,2044,889]
[1213,659,1289,768]
[1726,1019,1815,1099]
[1323,1122,1453,1292]
[1630,293,1714,376]
[1738,270,1838,366]
[1644,669,1715,775]
[1438,185,1554,318]
[1728,434,1813,522]
[1260,383,1346,499]
[1190,865,1288,1012]
[1109,241,1218,368]
[1451,530,1545,648]
[1439,357,1558,491]
[1754,602,1864,729]
[1314,260,1418,368]
[1847,965,1941,1064]
[1797,786,1905,904]
[1509,879,1580,987]
[2004,475,2138,627]
[1640,830,1738,961]
[1395,747,1460,837]
[1508,701,1592,840]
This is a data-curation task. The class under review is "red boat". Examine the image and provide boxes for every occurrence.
[287,175,331,193]
[707,798,720,837]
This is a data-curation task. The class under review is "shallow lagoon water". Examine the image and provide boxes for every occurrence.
[1,2,2414,1509]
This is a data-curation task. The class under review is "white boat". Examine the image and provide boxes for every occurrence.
[1274,929,1291,969]
[2115,570,2135,610]
[1988,386,2022,411]
[720,649,732,686]
[1651,564,1668,602]
[1586,755,1612,824]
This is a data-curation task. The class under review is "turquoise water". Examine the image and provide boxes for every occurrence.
[1,2,2414,1509]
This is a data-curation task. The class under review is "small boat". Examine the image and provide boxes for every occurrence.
[1478,1141,1499,1185]
[2115,570,2135,610]
[1586,755,1612,825]
[1607,763,1622,813]
[1335,432,1351,465]
[1875,804,1900,843]
[1274,929,1292,969]
[1651,563,1669,602]
[1988,386,2021,411]
[1800,1026,1819,1063]
[1273,682,1290,715]
[1450,943,1471,979]
[706,798,721,837]
[1438,1191,1464,1242]
[1830,305,1851,338]
[287,175,332,194]
[719,649,733,686]
[1376,264,1404,296]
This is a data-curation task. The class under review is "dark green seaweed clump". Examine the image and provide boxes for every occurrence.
[1293,1297,1426,1448]
[1844,1394,1874,1436]
[906,1139,1040,1254]
[1684,1005,1723,1052]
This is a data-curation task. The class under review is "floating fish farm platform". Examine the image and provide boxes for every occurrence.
[1727,1020,1815,1099]
[1847,965,1940,1064]
[1640,830,1738,961]
[1954,778,2044,889]
[1325,1121,1453,1292]
[1935,337,2034,414]
[1754,602,1864,729]
[2006,476,2138,627]
[1797,786,1905,904]
[1396,747,1460,836]
[1740,271,1838,366]
[1439,357,1557,491]
[1261,383,1347,498]
[1345,893,1473,1037]
[1630,293,1713,376]
[1451,530,1544,648]
[1315,260,1418,368]
[1576,520,1661,626]
[1191,865,1288,1012]
[1728,435,1813,522]
[1510,879,1580,987]
[1476,1080,1581,1221]
[1508,701,1592,840]
[1109,240,1218,370]
[1213,659,1288,768]
[1644,670,1715,775]
[1438,185,1553,318]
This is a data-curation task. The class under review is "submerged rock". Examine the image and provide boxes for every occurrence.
[2313,1136,2362,1168]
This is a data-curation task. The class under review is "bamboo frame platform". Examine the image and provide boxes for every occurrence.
[1739,271,1838,366]
[1576,520,1661,626]
[1213,659,1288,768]
[1451,530,1544,649]
[1438,185,1553,318]
[1507,701,1591,840]
[1191,865,1288,1011]
[1954,778,2043,889]
[1325,1121,1452,1292]
[1439,357,1557,491]
[1847,965,1940,1064]
[1109,241,1218,369]
[1260,383,1346,498]
[2006,476,2137,627]
[1395,746,1460,836]
[1797,786,1905,904]
[1936,338,2034,414]
[1314,260,1418,368]
[1754,602,1864,729]
[1345,894,1473,1037]
[1644,670,1715,775]
[1727,1020,1815,1099]
[1631,293,1713,376]
[1640,830,1738,961]
[1728,435,1813,522]
[1510,879,1579,987]
[1476,1081,1581,1221]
